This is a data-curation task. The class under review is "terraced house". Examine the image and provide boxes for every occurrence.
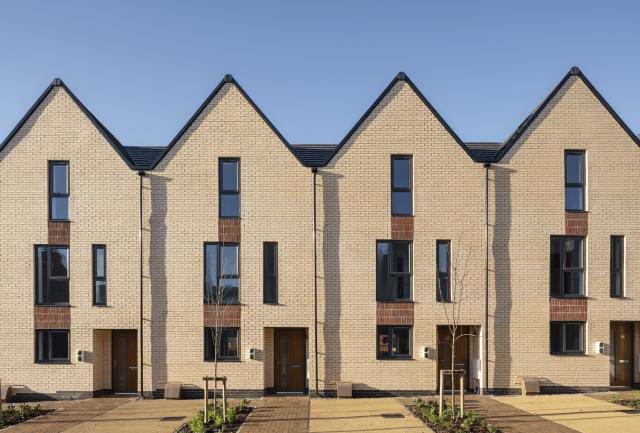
[0,67,638,401]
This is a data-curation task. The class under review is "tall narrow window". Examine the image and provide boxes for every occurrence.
[36,329,70,362]
[219,159,240,218]
[35,245,70,305]
[204,328,239,361]
[550,236,585,297]
[49,161,69,220]
[93,245,106,305]
[204,243,239,304]
[263,242,278,304]
[550,322,585,355]
[565,151,585,211]
[611,236,624,297]
[391,156,412,215]
[376,241,411,301]
[436,240,451,302]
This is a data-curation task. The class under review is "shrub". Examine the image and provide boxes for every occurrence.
[226,406,237,424]
[188,411,205,433]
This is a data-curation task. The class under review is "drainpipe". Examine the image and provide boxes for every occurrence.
[483,162,490,395]
[138,170,146,399]
[312,168,319,397]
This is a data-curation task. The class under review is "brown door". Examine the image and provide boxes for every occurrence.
[437,326,470,390]
[274,329,306,393]
[611,323,633,386]
[112,330,138,393]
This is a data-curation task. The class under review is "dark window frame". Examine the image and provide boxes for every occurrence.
[48,161,69,221]
[263,242,278,304]
[376,240,412,302]
[218,158,240,218]
[550,236,585,297]
[92,244,106,306]
[610,235,624,298]
[376,326,413,360]
[564,150,585,211]
[550,321,585,355]
[203,242,240,305]
[204,327,240,361]
[35,244,70,306]
[391,155,413,216]
[35,329,70,363]
[436,240,451,302]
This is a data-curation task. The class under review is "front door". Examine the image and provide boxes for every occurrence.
[274,329,306,393]
[611,322,633,386]
[437,326,470,391]
[112,330,138,393]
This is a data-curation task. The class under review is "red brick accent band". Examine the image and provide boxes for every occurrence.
[204,304,241,328]
[550,297,587,321]
[34,306,71,329]
[565,212,588,236]
[218,218,241,243]
[391,216,413,241]
[376,302,414,326]
[48,221,70,244]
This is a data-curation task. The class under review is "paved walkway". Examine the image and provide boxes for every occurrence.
[310,398,433,433]
[241,397,309,433]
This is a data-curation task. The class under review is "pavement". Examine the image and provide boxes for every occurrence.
[241,397,309,433]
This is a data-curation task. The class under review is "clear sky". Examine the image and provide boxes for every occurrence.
[0,0,639,146]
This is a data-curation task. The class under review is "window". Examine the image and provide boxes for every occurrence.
[263,242,278,304]
[377,326,412,359]
[565,151,585,211]
[611,236,624,297]
[35,246,69,305]
[550,237,584,297]
[36,330,70,362]
[219,159,240,218]
[93,245,106,305]
[49,161,69,220]
[550,322,585,354]
[204,243,239,304]
[376,241,411,301]
[391,156,412,215]
[436,240,451,302]
[204,328,239,361]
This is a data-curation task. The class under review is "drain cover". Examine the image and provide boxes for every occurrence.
[160,416,186,421]
[381,413,405,418]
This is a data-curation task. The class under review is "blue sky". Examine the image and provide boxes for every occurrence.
[0,0,639,146]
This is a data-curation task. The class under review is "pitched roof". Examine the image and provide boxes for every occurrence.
[124,146,165,169]
[0,78,138,169]
[291,144,338,167]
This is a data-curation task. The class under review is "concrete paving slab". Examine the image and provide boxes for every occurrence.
[309,398,433,433]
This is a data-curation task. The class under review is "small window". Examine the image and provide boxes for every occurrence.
[36,329,70,362]
[377,326,412,359]
[376,241,411,301]
[204,327,239,361]
[565,151,585,211]
[611,236,624,297]
[550,322,585,355]
[263,242,278,304]
[36,246,70,305]
[550,237,585,297]
[204,243,239,304]
[49,161,69,220]
[219,159,240,218]
[391,156,412,215]
[436,240,451,302]
[93,245,106,305]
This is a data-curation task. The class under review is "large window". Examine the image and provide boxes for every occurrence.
[204,243,239,304]
[263,242,278,304]
[611,236,624,297]
[219,159,240,218]
[550,237,584,297]
[35,246,69,305]
[377,326,412,359]
[93,245,106,305]
[391,156,412,215]
[376,241,411,301]
[204,328,239,361]
[49,161,69,220]
[436,240,451,302]
[550,321,585,355]
[36,329,70,362]
[565,151,585,211]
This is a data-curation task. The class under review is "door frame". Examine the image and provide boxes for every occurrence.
[111,329,138,394]
[610,321,635,387]
[436,325,472,391]
[273,328,308,394]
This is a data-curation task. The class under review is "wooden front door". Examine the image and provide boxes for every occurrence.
[437,326,470,391]
[611,322,634,386]
[274,329,306,393]
[112,330,138,393]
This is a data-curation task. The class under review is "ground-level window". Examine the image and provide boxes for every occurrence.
[35,245,70,305]
[550,321,585,355]
[204,327,239,361]
[36,329,70,362]
[204,243,240,304]
[376,241,411,301]
[550,236,585,297]
[377,326,412,359]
